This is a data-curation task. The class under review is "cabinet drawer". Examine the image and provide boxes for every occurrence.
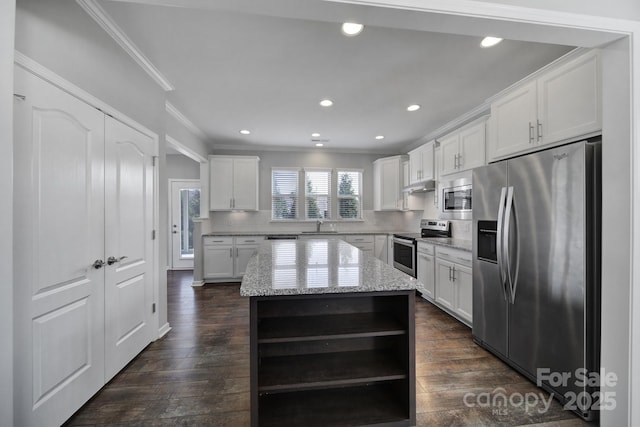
[435,246,472,268]
[417,242,434,255]
[344,235,374,244]
[203,236,233,246]
[235,236,263,245]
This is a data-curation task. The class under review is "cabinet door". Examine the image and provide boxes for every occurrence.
[537,50,601,145]
[374,235,388,261]
[235,245,259,277]
[435,258,455,311]
[420,143,434,181]
[487,81,537,162]
[203,245,234,279]
[439,133,460,176]
[209,157,234,210]
[408,148,422,184]
[454,264,473,325]
[233,157,259,210]
[433,147,441,208]
[379,158,401,210]
[458,122,485,172]
[417,252,435,300]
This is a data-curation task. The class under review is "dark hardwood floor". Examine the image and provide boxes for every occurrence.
[64,270,591,426]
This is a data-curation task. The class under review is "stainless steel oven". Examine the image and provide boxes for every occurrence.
[393,235,417,277]
[440,175,472,220]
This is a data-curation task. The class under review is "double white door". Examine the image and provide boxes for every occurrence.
[13,67,155,426]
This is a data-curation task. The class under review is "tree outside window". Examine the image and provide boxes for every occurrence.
[338,170,362,219]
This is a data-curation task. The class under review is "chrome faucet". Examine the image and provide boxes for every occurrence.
[316,219,323,232]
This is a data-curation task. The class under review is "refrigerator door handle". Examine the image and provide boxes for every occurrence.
[503,186,520,304]
[496,187,509,301]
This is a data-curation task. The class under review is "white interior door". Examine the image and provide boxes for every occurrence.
[170,180,200,269]
[104,116,155,381]
[13,66,106,427]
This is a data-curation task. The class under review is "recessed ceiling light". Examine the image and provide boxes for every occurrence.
[311,132,321,137]
[320,99,333,107]
[481,36,503,48]
[341,22,364,36]
[407,104,421,112]
[239,129,251,135]
[375,135,385,140]
[315,143,324,147]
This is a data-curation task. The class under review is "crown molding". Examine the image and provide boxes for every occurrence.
[165,134,208,163]
[76,0,174,91]
[165,101,207,140]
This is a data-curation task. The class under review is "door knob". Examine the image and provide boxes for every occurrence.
[107,256,127,265]
[92,259,105,269]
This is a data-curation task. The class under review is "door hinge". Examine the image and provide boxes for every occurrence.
[152,303,156,313]
[152,229,156,240]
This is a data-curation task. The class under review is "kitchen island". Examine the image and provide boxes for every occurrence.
[241,238,417,427]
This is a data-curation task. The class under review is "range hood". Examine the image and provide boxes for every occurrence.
[403,179,436,193]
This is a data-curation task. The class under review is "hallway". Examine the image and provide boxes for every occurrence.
[64,271,587,426]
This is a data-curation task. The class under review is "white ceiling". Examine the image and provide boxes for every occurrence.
[98,0,575,153]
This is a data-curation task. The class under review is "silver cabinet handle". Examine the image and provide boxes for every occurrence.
[457,153,462,169]
[107,255,127,265]
[452,266,456,282]
[92,259,105,269]
[529,122,534,143]
[537,119,542,142]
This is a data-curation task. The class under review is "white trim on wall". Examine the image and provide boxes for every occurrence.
[75,0,174,91]
[166,101,207,140]
[166,134,208,163]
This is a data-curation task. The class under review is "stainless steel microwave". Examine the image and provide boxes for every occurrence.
[439,176,472,220]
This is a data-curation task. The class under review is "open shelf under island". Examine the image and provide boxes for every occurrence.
[240,238,417,427]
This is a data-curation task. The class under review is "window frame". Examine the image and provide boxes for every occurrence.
[336,168,364,221]
[304,167,332,220]
[271,167,301,221]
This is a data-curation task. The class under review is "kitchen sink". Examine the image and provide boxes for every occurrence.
[300,230,339,234]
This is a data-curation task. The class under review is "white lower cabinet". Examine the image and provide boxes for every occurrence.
[203,237,234,280]
[203,236,261,281]
[417,243,435,300]
[344,235,375,255]
[434,246,473,326]
[374,235,388,261]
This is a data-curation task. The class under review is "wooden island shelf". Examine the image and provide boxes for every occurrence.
[241,239,417,427]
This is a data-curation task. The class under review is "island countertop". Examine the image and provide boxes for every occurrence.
[240,238,418,297]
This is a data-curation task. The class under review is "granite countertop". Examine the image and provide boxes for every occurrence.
[203,230,409,237]
[240,238,418,297]
[418,237,472,252]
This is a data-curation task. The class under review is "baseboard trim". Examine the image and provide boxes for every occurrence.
[191,280,205,287]
[158,322,171,339]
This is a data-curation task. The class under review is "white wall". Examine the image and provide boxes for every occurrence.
[14,0,171,340]
[167,154,201,180]
[468,0,640,21]
[600,36,633,427]
[1,2,15,425]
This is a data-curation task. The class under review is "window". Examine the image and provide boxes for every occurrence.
[272,168,299,219]
[305,169,331,219]
[337,170,362,219]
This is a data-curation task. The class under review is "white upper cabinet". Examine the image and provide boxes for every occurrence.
[439,119,486,177]
[209,155,259,211]
[373,155,407,211]
[488,49,601,162]
[408,141,434,184]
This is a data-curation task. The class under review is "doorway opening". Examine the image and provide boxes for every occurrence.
[170,180,200,269]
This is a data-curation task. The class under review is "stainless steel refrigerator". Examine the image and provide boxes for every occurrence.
[472,139,601,421]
